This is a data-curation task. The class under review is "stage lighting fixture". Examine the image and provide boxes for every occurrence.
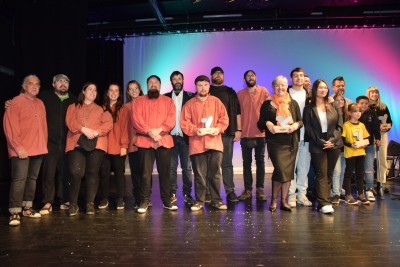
[226,0,234,3]
[192,0,201,3]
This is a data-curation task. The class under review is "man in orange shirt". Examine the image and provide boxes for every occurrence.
[180,75,229,211]
[3,75,48,226]
[132,75,177,213]
[236,70,269,201]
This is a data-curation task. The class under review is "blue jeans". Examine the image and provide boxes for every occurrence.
[364,145,375,189]
[332,152,346,196]
[170,135,193,196]
[240,137,266,190]
[9,155,44,213]
[289,141,310,197]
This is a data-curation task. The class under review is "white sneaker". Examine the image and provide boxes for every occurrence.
[320,205,334,214]
[288,195,297,208]
[366,189,376,202]
[297,195,312,206]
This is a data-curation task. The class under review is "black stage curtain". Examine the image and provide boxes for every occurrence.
[86,39,124,103]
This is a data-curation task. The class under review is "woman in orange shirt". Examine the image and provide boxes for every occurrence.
[124,80,144,209]
[65,82,113,216]
[98,83,130,210]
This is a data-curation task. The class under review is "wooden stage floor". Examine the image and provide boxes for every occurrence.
[1,174,400,266]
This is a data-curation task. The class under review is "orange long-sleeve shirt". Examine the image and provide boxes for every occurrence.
[106,104,130,155]
[131,95,176,149]
[180,95,229,156]
[65,102,113,153]
[3,93,48,158]
[125,102,138,153]
[237,86,269,138]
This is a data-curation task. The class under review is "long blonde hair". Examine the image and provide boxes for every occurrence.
[366,86,386,110]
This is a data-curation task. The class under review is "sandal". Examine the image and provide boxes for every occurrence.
[39,203,52,215]
[9,213,20,226]
[22,207,41,218]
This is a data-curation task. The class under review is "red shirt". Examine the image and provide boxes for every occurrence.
[131,95,176,149]
[180,95,229,155]
[125,102,138,153]
[3,93,48,158]
[65,102,113,153]
[237,86,269,138]
[107,104,130,155]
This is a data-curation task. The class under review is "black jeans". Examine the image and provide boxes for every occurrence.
[128,151,141,205]
[240,137,266,191]
[311,148,341,208]
[138,147,171,205]
[9,155,43,213]
[67,148,104,204]
[99,153,127,200]
[191,150,223,205]
[344,155,365,196]
[170,135,192,196]
[41,146,69,204]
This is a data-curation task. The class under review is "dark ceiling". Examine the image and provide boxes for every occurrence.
[2,0,400,37]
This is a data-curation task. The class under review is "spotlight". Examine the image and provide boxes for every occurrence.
[192,0,201,3]
[226,0,234,2]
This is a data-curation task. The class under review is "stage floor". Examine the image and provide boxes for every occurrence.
[1,174,400,266]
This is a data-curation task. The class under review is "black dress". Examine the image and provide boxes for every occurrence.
[257,100,302,183]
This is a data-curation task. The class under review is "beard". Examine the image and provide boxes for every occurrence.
[211,77,223,86]
[245,80,256,87]
[55,86,68,96]
[172,82,183,92]
[148,89,160,99]
[198,91,209,97]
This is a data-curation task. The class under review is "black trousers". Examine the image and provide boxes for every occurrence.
[344,155,365,196]
[99,153,127,200]
[67,148,104,204]
[41,146,69,204]
[128,151,141,205]
[311,148,341,208]
[191,150,223,205]
[138,147,171,205]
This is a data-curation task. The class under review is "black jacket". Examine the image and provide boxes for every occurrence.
[38,90,77,149]
[164,90,194,144]
[359,108,381,146]
[303,101,343,153]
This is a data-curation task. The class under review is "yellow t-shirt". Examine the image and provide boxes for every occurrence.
[342,121,370,158]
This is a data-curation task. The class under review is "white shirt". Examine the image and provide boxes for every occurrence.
[170,90,183,135]
[318,111,328,133]
[289,88,306,140]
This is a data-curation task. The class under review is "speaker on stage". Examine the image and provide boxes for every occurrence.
[387,140,400,178]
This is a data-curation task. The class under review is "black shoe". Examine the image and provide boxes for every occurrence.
[98,198,108,209]
[68,204,79,217]
[280,206,292,212]
[184,194,195,205]
[116,198,124,210]
[226,191,239,203]
[205,194,212,204]
[86,202,95,215]
[331,195,340,204]
[269,206,276,212]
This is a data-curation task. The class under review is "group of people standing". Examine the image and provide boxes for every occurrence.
[3,66,392,226]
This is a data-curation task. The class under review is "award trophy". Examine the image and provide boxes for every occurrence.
[199,116,216,135]
[273,116,292,133]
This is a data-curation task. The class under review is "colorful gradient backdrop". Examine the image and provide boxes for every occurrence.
[124,29,399,170]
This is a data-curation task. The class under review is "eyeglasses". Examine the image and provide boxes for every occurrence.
[56,80,69,84]
[128,87,138,91]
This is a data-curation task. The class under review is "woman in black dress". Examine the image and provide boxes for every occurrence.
[258,75,303,212]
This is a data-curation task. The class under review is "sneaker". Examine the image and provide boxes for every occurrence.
[137,202,149,214]
[133,203,140,210]
[345,195,358,205]
[238,190,252,201]
[366,189,376,202]
[320,205,334,214]
[331,195,340,204]
[288,195,297,208]
[60,202,70,210]
[205,194,212,204]
[191,203,203,211]
[163,203,178,211]
[226,191,239,203]
[184,194,195,205]
[22,207,41,218]
[148,201,153,207]
[358,194,370,205]
[170,194,177,203]
[68,204,79,216]
[116,198,125,210]
[297,195,312,206]
[86,202,95,215]
[9,213,20,226]
[39,203,52,215]
[212,202,227,210]
[256,189,267,201]
[98,199,109,209]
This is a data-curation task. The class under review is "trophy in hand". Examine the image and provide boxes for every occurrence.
[199,116,216,135]
[273,116,292,133]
